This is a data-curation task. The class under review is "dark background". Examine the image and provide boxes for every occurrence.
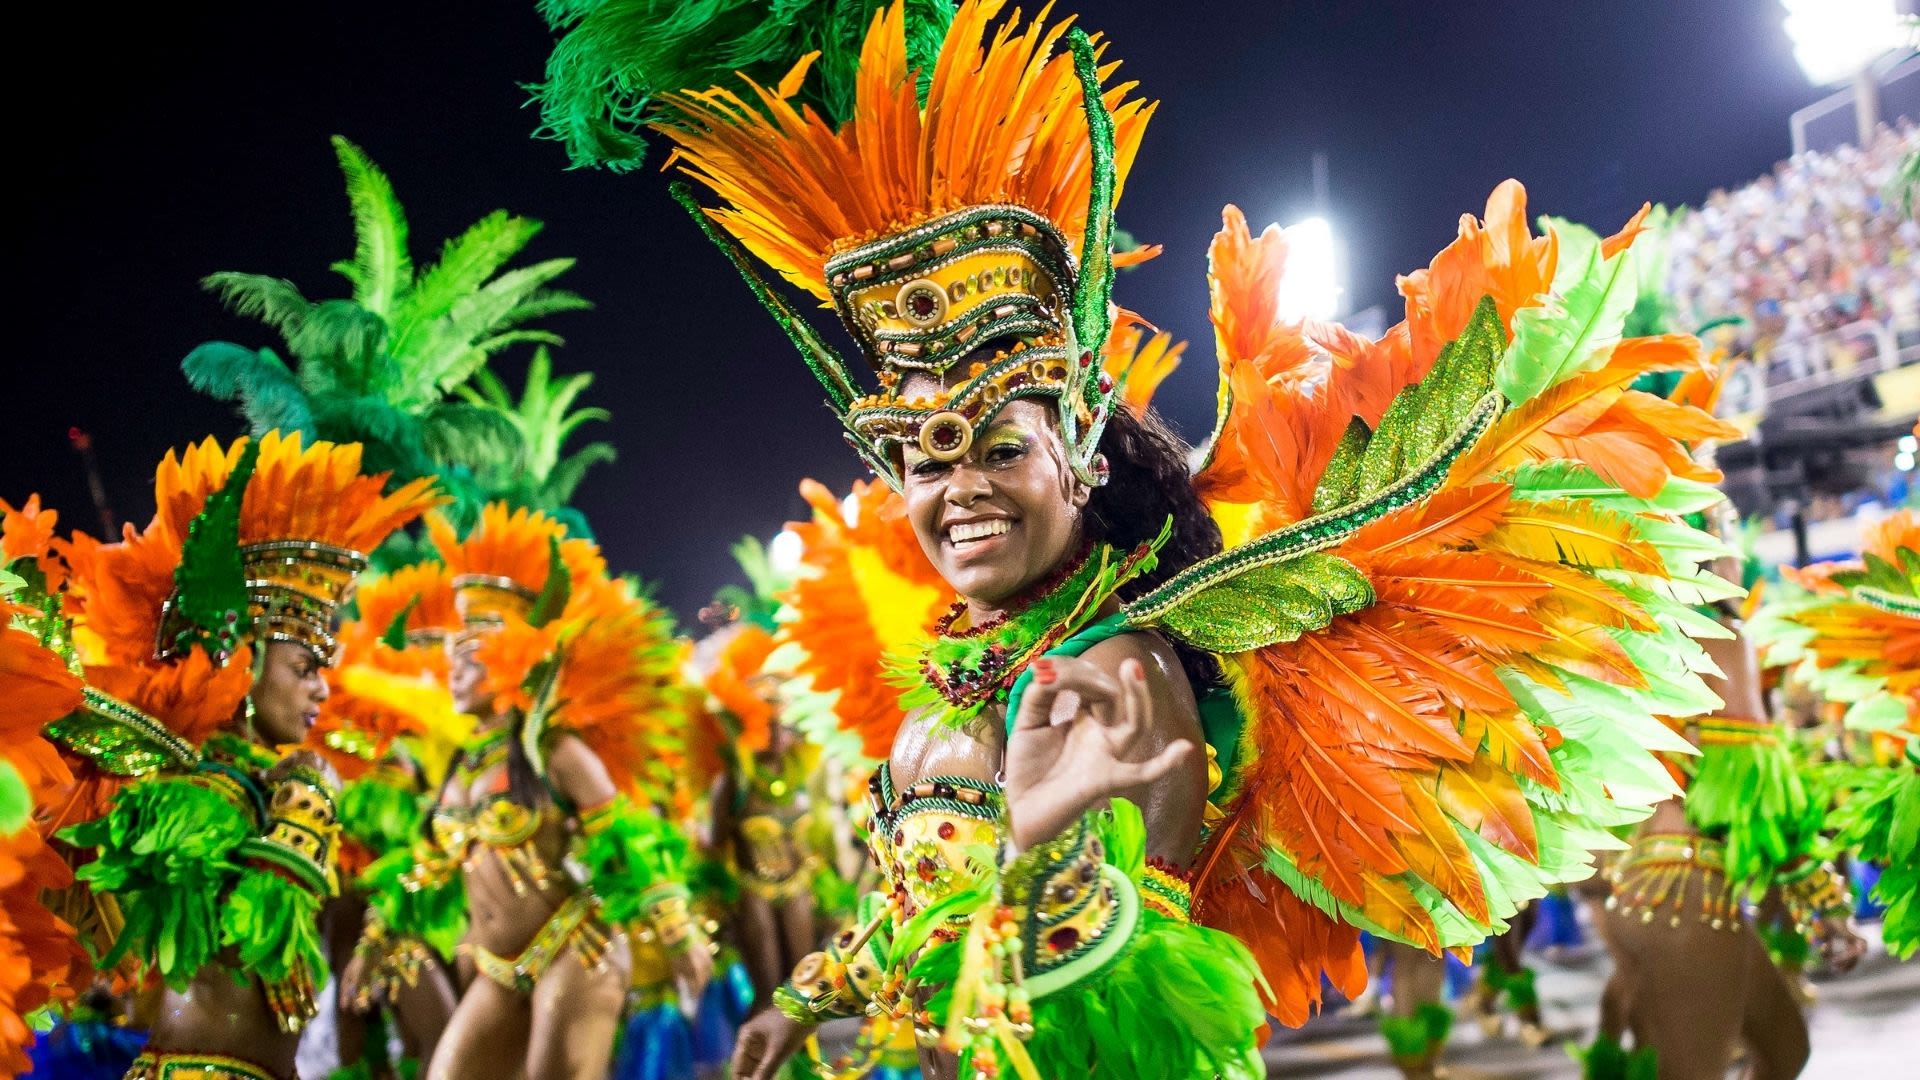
[8,1,1836,619]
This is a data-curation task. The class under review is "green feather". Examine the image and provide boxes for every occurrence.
[221,865,329,985]
[63,776,256,988]
[331,136,414,317]
[574,796,690,923]
[1497,242,1639,404]
[530,0,957,172]
[190,137,587,521]
[0,761,28,834]
[528,536,572,628]
[379,598,419,653]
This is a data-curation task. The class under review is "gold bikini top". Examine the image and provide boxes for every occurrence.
[431,731,563,892]
[866,764,1003,919]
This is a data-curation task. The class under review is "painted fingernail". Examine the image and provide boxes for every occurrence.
[1032,660,1056,684]
[1130,660,1147,681]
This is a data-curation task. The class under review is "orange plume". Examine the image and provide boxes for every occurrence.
[658,0,1155,300]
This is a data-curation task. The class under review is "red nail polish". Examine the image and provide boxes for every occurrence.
[1033,661,1056,684]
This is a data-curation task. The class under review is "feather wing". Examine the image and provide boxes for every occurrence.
[1141,184,1729,1022]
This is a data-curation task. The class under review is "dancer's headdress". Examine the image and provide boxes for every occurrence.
[57,432,439,763]
[538,0,1154,487]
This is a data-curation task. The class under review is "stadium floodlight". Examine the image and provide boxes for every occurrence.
[769,528,804,574]
[1276,215,1343,323]
[1781,0,1906,86]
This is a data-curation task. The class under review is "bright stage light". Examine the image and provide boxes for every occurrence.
[769,528,804,573]
[1781,0,1906,86]
[1898,450,1917,473]
[1899,434,1918,454]
[1277,215,1342,322]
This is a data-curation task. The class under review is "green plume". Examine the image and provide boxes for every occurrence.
[530,0,956,172]
[167,439,260,660]
[455,345,617,515]
[188,136,598,558]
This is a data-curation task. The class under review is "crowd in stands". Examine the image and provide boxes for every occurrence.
[1665,121,1920,392]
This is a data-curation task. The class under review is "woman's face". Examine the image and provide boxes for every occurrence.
[900,394,1089,610]
[251,641,328,745]
[447,635,494,716]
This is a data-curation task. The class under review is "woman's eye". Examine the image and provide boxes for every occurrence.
[908,458,949,478]
[984,442,1024,464]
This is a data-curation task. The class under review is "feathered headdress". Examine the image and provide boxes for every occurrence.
[0,508,89,1064]
[428,502,601,641]
[538,0,1155,487]
[1757,510,1920,732]
[56,432,439,761]
[312,562,470,780]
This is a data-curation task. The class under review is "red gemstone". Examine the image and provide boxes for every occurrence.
[937,821,956,840]
[917,856,937,882]
[907,288,940,319]
[1048,926,1080,952]
[894,829,905,846]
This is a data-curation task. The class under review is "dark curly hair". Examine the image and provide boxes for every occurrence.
[1084,403,1224,693]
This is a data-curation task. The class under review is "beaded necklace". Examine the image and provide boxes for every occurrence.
[896,530,1163,728]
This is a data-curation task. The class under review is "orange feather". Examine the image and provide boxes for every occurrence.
[1436,755,1538,861]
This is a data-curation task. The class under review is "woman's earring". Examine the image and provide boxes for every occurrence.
[1091,453,1111,487]
[243,695,258,739]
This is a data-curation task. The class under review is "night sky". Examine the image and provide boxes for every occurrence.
[9,1,1841,619]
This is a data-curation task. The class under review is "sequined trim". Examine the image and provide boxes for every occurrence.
[1125,392,1501,625]
[1140,859,1193,921]
[45,686,199,777]
[1855,585,1920,618]
[126,1050,285,1080]
[1695,716,1779,747]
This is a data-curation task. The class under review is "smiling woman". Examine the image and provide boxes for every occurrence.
[533,1,1745,1077]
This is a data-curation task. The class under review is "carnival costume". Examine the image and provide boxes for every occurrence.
[0,496,88,1074]
[534,1,1741,1074]
[357,502,695,1004]
[41,432,438,1080]
[1755,509,1920,958]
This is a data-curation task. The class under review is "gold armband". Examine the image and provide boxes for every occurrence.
[238,774,340,896]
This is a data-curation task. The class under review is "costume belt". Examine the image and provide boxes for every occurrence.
[126,1050,287,1080]
[467,891,611,993]
[1607,833,1739,931]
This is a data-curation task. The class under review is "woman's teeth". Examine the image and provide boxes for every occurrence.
[948,519,1011,545]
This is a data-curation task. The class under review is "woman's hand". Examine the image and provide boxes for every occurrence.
[338,945,374,1012]
[671,936,715,1020]
[731,1007,814,1080]
[1004,655,1196,852]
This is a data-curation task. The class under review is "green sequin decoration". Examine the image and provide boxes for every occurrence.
[1310,418,1371,515]
[1125,392,1501,632]
[164,439,260,660]
[1353,296,1505,500]
[1067,28,1117,374]
[1153,552,1373,652]
[44,687,201,778]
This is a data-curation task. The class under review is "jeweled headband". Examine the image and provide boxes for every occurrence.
[656,15,1133,491]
